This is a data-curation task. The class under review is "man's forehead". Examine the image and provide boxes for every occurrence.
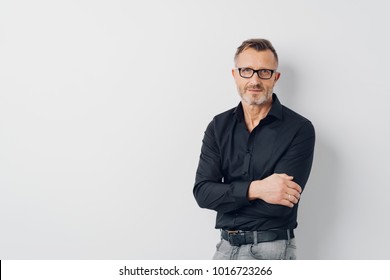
[235,48,277,67]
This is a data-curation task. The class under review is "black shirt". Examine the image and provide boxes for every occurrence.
[193,94,315,231]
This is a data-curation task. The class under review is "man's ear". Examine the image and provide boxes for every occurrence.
[274,72,281,82]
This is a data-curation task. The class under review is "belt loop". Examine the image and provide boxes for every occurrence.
[253,231,258,245]
[287,229,291,241]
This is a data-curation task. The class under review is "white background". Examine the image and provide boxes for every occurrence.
[2,260,390,280]
[0,0,389,259]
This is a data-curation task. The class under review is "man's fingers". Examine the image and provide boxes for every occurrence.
[287,181,302,193]
[277,173,301,192]
[283,198,295,208]
[285,192,299,204]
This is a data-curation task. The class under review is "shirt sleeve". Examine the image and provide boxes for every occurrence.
[274,121,315,191]
[193,119,252,213]
[249,121,316,217]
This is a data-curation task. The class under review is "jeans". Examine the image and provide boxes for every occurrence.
[212,238,297,260]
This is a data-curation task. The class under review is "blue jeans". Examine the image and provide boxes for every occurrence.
[212,238,297,260]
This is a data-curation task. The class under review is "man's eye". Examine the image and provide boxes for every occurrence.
[260,69,271,74]
[241,68,253,74]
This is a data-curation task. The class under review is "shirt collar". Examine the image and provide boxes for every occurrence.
[233,93,283,121]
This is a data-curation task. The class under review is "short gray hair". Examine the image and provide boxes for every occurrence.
[234,38,278,64]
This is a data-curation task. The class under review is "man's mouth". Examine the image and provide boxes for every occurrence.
[247,88,263,93]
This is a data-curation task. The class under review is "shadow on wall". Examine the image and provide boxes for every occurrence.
[296,138,341,259]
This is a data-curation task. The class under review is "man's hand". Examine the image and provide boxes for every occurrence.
[248,173,302,208]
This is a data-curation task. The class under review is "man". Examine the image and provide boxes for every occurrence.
[193,39,315,260]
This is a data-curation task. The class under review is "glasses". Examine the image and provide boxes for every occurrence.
[236,67,276,80]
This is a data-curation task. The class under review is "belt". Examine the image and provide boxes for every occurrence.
[221,229,294,246]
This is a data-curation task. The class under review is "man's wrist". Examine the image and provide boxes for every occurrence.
[248,180,262,201]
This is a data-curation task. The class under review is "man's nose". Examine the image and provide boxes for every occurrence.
[249,74,262,84]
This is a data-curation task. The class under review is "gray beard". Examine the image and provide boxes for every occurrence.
[242,95,267,106]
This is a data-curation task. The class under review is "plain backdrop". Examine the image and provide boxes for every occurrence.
[1,0,389,259]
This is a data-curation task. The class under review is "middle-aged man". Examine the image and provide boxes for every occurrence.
[193,39,315,260]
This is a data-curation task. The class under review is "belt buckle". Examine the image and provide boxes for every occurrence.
[227,230,241,246]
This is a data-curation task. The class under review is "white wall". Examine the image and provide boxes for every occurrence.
[1,0,389,259]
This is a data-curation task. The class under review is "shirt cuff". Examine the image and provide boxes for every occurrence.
[231,181,252,207]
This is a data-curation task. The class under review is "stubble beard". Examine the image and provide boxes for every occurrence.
[238,84,272,106]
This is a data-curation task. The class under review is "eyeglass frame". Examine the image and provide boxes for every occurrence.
[235,67,277,80]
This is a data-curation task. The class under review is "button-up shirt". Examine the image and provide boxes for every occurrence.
[193,94,315,231]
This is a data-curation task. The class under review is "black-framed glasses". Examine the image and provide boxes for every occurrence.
[236,67,276,80]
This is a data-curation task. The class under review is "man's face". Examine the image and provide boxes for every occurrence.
[232,48,280,106]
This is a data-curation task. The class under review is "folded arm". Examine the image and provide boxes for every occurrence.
[194,120,315,217]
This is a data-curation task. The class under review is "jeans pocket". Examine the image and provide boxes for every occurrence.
[249,241,286,260]
[212,239,231,260]
[215,239,223,250]
[284,239,297,259]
